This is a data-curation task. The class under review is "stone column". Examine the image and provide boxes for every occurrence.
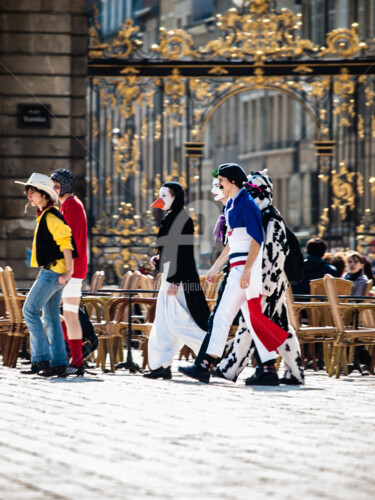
[0,0,88,284]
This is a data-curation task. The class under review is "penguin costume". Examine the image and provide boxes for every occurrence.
[144,182,210,379]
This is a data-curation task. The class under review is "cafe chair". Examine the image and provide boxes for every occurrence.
[109,297,157,370]
[82,296,114,372]
[323,274,375,378]
[0,267,28,368]
[286,285,338,373]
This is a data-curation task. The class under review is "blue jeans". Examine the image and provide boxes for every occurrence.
[23,269,67,367]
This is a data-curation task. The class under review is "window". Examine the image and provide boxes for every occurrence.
[192,0,213,22]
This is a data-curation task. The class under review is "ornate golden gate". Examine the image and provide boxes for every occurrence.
[88,0,375,281]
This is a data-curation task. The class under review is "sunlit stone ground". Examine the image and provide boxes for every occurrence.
[0,353,374,500]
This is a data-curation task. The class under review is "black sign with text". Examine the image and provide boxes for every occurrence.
[18,104,51,128]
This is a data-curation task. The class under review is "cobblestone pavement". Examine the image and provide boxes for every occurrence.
[0,354,374,500]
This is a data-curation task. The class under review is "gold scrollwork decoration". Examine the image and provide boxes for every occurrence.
[357,114,365,140]
[92,174,99,198]
[199,4,316,61]
[208,66,229,76]
[164,69,186,99]
[152,28,197,60]
[189,79,214,102]
[333,69,355,127]
[115,77,141,119]
[92,116,99,142]
[331,162,364,220]
[293,65,313,74]
[369,177,375,196]
[318,208,329,238]
[321,23,367,58]
[141,172,148,200]
[154,173,161,196]
[105,175,112,197]
[154,115,162,141]
[111,19,142,58]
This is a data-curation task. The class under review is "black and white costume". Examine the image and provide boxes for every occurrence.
[218,170,304,384]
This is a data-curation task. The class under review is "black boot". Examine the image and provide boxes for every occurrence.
[38,365,67,378]
[245,365,280,386]
[178,364,210,383]
[20,361,50,375]
[279,374,304,385]
[60,364,85,377]
[143,366,172,380]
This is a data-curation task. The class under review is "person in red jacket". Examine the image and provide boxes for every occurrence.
[51,169,88,376]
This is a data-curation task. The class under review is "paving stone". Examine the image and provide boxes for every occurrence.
[0,355,374,500]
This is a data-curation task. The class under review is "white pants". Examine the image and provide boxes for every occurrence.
[206,264,277,363]
[148,263,206,370]
[62,278,83,298]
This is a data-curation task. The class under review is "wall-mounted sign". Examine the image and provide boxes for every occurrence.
[18,104,51,128]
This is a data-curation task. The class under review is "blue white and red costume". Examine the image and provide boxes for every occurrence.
[206,187,288,363]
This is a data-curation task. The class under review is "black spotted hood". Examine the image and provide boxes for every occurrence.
[245,168,273,211]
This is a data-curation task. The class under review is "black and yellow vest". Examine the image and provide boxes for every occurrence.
[36,207,78,266]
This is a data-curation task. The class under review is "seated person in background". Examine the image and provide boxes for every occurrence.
[343,251,373,372]
[343,251,369,296]
[324,251,346,277]
[361,255,375,286]
[292,237,339,296]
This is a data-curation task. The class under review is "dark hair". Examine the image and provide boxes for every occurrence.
[218,176,242,189]
[217,163,247,189]
[361,255,375,285]
[346,251,363,264]
[25,185,51,201]
[306,238,327,258]
[324,252,346,276]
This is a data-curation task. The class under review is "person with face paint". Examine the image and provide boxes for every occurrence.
[179,164,289,384]
[217,169,305,385]
[192,169,249,373]
[51,169,88,377]
[143,182,210,379]
[210,172,229,262]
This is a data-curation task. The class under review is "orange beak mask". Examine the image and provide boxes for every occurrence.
[151,197,164,209]
[151,187,175,211]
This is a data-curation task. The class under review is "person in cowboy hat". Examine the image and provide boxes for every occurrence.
[15,173,77,377]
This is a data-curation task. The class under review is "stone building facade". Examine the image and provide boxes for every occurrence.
[0,0,88,284]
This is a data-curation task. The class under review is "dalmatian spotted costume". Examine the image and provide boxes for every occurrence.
[218,169,304,384]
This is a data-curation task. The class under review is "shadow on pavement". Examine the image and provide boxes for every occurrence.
[49,377,105,383]
[166,378,325,392]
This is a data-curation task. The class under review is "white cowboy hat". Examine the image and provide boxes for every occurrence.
[15,173,58,204]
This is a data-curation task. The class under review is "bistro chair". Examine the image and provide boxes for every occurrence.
[82,296,114,372]
[323,274,375,377]
[286,285,338,373]
[0,267,15,360]
[306,277,353,370]
[109,297,157,370]
[1,267,28,367]
[89,270,105,293]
